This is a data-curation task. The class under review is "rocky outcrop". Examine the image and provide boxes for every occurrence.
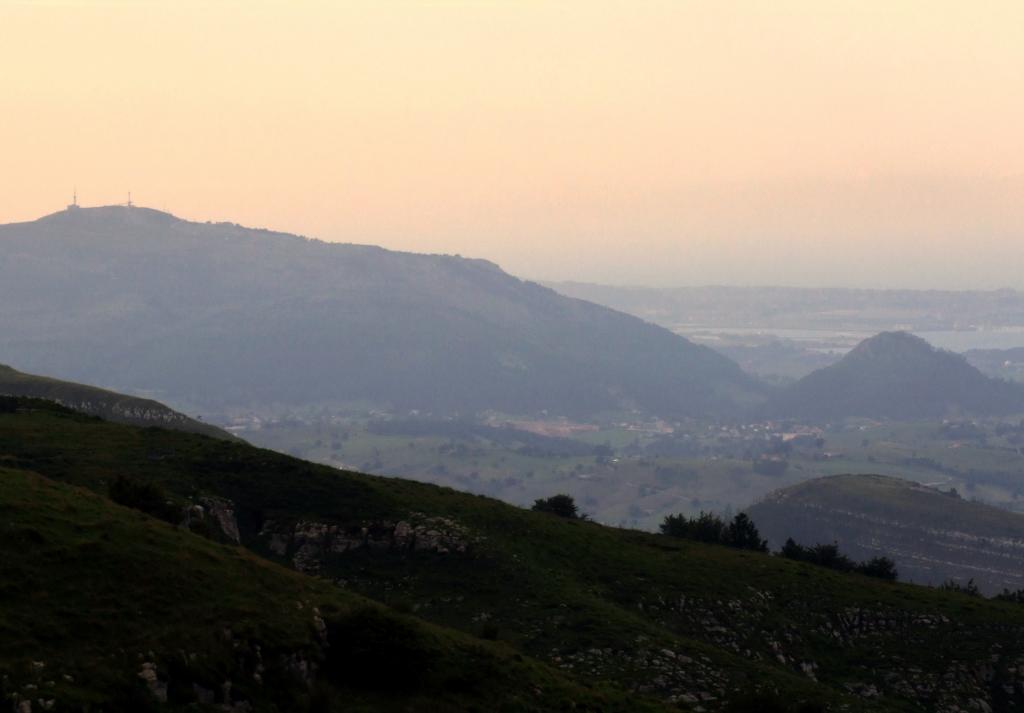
[550,642,728,706]
[258,514,474,574]
[7,662,57,713]
[622,585,1024,712]
[0,363,236,440]
[197,497,241,544]
[181,496,241,544]
[3,633,318,712]
[62,399,193,427]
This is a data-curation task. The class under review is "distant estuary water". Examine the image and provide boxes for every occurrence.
[915,327,1024,353]
[682,326,1024,354]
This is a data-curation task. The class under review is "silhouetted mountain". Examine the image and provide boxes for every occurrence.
[749,473,1024,593]
[0,363,234,440]
[0,206,762,417]
[764,331,1024,421]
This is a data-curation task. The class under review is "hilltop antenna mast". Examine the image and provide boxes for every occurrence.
[127,191,133,208]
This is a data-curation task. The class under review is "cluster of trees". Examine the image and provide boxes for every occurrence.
[529,497,769,555]
[995,587,1024,602]
[659,511,768,552]
[529,495,1024,591]
[532,495,897,584]
[655,509,898,581]
[779,539,898,581]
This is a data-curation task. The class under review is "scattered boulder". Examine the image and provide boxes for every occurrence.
[181,496,242,543]
[137,662,167,703]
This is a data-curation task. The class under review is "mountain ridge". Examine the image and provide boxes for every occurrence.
[0,205,763,418]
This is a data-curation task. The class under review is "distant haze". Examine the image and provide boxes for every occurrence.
[2,1,1022,288]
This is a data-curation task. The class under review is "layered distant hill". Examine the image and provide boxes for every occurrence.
[764,331,1024,421]
[0,363,234,440]
[749,474,1024,593]
[0,206,762,418]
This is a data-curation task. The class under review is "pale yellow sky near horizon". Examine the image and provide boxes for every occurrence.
[1,1,1022,288]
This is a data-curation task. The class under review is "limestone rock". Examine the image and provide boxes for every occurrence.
[198,496,241,543]
[260,513,475,574]
[137,662,168,703]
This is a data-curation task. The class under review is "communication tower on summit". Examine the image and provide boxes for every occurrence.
[67,189,79,210]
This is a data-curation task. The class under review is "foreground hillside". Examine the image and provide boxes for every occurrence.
[0,363,233,440]
[765,331,1024,421]
[4,399,1024,711]
[0,205,761,418]
[0,465,653,713]
[749,473,1024,594]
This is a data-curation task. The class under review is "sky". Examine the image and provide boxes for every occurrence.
[1,0,1022,289]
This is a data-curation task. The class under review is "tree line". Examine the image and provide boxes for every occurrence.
[659,510,897,581]
[532,494,1024,600]
[531,494,897,581]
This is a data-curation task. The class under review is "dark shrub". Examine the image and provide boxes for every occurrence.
[939,578,981,597]
[781,539,898,581]
[807,542,855,572]
[857,556,898,581]
[108,476,178,522]
[780,540,852,571]
[780,537,806,560]
[532,494,582,519]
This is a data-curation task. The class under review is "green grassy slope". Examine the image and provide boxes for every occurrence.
[0,364,234,440]
[3,399,1024,711]
[0,466,661,713]
[749,473,1024,592]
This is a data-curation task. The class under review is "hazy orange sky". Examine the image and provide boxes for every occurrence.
[2,1,1022,288]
